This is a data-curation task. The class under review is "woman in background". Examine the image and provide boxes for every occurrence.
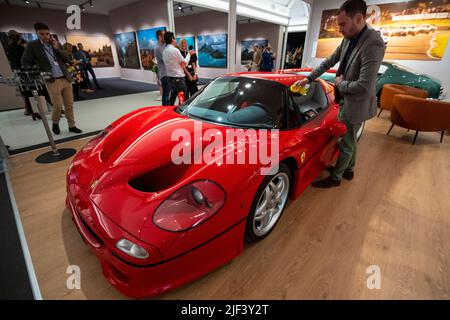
[179,39,198,99]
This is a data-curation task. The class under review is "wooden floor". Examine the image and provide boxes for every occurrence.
[7,113,450,300]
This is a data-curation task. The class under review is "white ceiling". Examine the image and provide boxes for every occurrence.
[173,3,261,24]
[2,0,140,15]
[3,0,310,24]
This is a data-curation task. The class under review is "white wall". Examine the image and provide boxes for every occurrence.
[236,21,283,72]
[109,0,169,84]
[302,0,450,94]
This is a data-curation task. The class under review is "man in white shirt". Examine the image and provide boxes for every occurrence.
[162,31,188,105]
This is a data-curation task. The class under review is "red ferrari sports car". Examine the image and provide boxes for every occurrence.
[66,72,347,298]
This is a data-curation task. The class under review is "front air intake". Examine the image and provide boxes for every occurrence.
[128,162,191,193]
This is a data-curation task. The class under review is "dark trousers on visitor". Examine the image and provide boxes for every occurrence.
[161,76,171,106]
[85,63,100,89]
[185,77,198,99]
[330,105,362,181]
[167,77,187,106]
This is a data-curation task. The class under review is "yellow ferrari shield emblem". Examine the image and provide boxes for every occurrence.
[301,152,306,163]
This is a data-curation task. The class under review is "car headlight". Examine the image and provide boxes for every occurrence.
[116,239,149,259]
[153,180,226,232]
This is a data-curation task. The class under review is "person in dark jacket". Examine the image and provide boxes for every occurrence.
[76,43,101,89]
[21,22,82,135]
[260,44,276,72]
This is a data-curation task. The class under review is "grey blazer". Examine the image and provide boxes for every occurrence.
[21,39,72,82]
[309,26,386,124]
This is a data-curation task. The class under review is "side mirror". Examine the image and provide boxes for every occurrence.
[329,121,347,137]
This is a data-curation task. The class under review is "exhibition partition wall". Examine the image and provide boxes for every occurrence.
[108,0,170,83]
[302,0,450,94]
[175,10,229,79]
[175,10,283,77]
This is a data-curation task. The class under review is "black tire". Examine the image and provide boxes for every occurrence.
[245,163,291,243]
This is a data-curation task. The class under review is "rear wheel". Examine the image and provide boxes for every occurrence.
[245,164,291,242]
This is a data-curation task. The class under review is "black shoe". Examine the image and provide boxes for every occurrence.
[327,166,354,181]
[52,123,60,135]
[343,171,354,180]
[312,176,341,188]
[69,126,82,134]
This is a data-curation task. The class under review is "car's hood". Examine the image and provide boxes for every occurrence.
[71,106,268,242]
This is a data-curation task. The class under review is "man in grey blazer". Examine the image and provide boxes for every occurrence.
[22,22,82,135]
[296,0,385,188]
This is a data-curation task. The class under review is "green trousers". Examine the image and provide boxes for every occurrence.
[331,106,362,181]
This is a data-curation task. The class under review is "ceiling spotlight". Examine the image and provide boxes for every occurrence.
[89,0,93,7]
[178,3,182,10]
[80,5,85,11]
[24,0,30,4]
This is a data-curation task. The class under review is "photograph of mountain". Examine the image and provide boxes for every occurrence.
[197,34,227,68]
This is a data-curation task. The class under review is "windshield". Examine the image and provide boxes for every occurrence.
[177,76,285,128]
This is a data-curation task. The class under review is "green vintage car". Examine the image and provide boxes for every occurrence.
[284,61,445,99]
[375,61,443,99]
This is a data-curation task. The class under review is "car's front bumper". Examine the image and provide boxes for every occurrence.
[66,184,246,298]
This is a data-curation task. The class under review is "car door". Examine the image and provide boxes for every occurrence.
[281,81,341,197]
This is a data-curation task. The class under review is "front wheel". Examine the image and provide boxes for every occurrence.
[245,164,291,242]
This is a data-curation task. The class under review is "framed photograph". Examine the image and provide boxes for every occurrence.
[197,34,227,68]
[137,26,166,70]
[66,34,115,67]
[113,31,141,69]
[316,0,450,60]
[240,39,268,65]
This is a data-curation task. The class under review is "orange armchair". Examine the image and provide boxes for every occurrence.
[379,84,428,117]
[386,94,450,144]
